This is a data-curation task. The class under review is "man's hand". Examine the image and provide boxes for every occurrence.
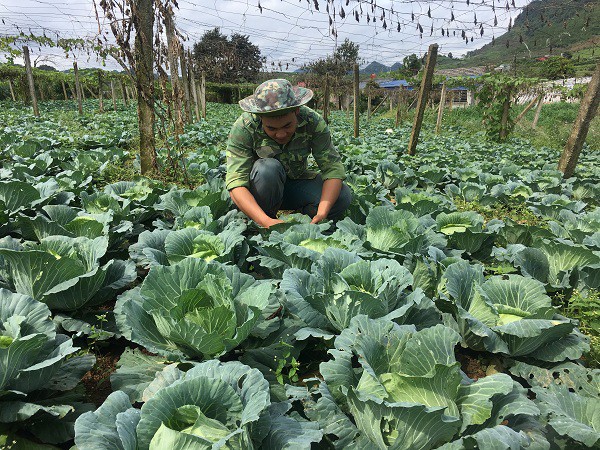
[264,217,285,228]
[310,213,327,224]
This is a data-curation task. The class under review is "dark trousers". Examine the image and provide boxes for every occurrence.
[249,158,352,220]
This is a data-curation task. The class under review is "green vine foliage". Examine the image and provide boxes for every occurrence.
[453,73,540,142]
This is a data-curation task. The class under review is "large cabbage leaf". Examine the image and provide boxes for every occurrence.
[0,289,95,444]
[0,236,135,311]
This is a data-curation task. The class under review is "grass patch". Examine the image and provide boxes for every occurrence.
[556,289,600,368]
[453,198,548,228]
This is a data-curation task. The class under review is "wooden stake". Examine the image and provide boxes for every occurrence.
[499,88,512,141]
[532,95,544,128]
[180,50,192,124]
[8,79,16,101]
[558,62,600,178]
[370,93,390,116]
[515,95,540,124]
[111,80,118,111]
[61,80,68,100]
[191,71,200,122]
[120,80,128,106]
[23,46,39,117]
[408,43,438,155]
[323,74,330,124]
[74,62,83,115]
[395,91,403,127]
[353,63,359,138]
[367,87,372,120]
[164,6,183,135]
[200,72,206,119]
[98,70,104,112]
[436,82,447,134]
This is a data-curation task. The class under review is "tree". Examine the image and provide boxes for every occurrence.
[541,56,576,80]
[192,28,264,83]
[303,38,359,78]
[402,54,422,75]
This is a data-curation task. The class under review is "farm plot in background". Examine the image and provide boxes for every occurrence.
[1,100,599,449]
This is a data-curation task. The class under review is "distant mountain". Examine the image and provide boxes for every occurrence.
[390,62,404,71]
[438,0,599,70]
[361,61,390,74]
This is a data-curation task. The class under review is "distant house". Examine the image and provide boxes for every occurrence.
[359,78,413,91]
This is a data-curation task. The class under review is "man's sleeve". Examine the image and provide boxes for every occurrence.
[225,116,254,190]
[310,114,346,181]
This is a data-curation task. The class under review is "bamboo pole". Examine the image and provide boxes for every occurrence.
[74,62,83,115]
[200,72,206,119]
[120,80,128,106]
[367,87,372,120]
[23,46,39,117]
[180,50,192,124]
[499,88,512,140]
[370,93,390,116]
[98,70,104,112]
[8,79,16,101]
[395,91,403,127]
[111,80,118,111]
[408,43,438,155]
[353,63,359,138]
[164,6,183,135]
[532,95,544,128]
[558,62,600,178]
[61,81,68,100]
[515,95,541,124]
[436,82,447,134]
[323,74,330,124]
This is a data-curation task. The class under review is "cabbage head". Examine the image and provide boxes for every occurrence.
[115,258,281,360]
[74,360,322,450]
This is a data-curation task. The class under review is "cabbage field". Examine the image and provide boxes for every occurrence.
[1,100,599,449]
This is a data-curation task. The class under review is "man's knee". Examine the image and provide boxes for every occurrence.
[250,158,286,185]
[329,182,353,220]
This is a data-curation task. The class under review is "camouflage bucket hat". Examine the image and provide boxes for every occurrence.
[239,79,313,116]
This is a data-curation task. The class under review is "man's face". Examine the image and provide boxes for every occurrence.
[261,109,299,145]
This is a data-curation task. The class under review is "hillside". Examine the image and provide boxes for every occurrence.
[438,0,599,72]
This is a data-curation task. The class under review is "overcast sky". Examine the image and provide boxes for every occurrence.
[1,0,533,71]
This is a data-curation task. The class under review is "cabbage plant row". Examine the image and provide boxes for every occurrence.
[0,101,599,449]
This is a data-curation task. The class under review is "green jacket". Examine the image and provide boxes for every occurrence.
[225,106,346,191]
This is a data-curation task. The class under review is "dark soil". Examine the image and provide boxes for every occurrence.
[81,340,127,407]
[455,348,488,380]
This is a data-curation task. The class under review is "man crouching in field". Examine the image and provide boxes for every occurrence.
[225,78,352,228]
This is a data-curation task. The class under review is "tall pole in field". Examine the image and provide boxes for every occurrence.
[98,70,104,112]
[353,63,360,138]
[532,95,544,128]
[8,79,16,101]
[62,81,69,100]
[180,49,192,124]
[436,82,447,134]
[200,72,206,119]
[120,79,128,107]
[558,62,600,178]
[135,0,157,174]
[323,74,330,124]
[408,43,438,155]
[23,46,39,117]
[111,80,118,111]
[74,62,83,115]
[164,5,184,135]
